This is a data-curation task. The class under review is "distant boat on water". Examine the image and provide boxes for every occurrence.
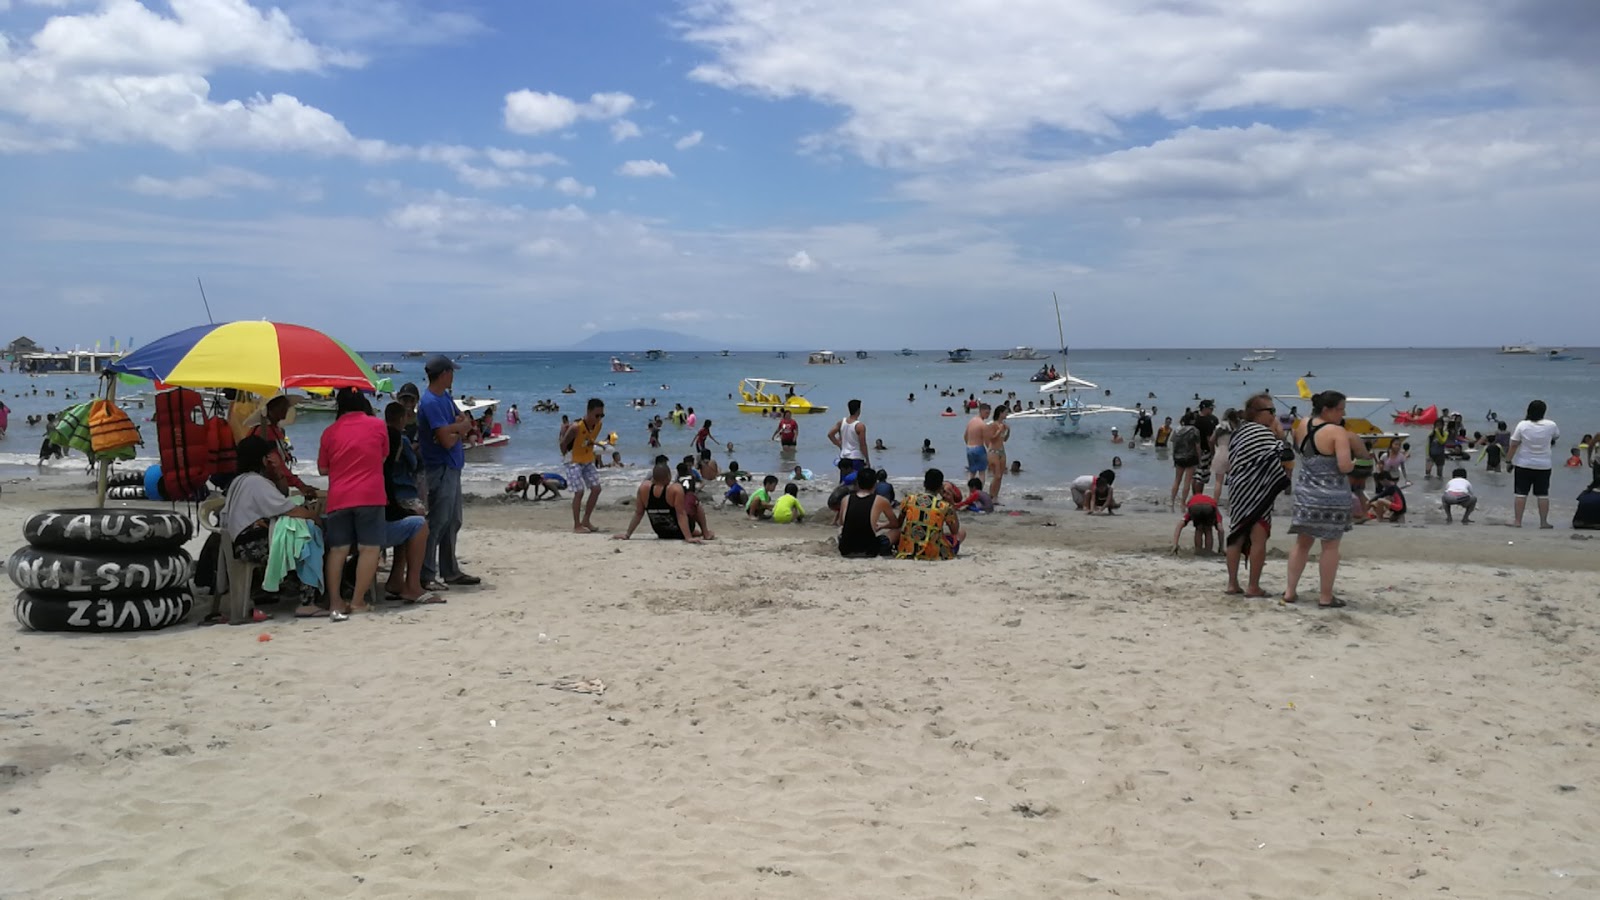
[402,350,426,357]
[947,348,972,362]
[644,349,665,360]
[1499,344,1538,354]
[897,348,918,356]
[1003,346,1048,360]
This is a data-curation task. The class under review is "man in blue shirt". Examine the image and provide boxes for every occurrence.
[417,355,481,588]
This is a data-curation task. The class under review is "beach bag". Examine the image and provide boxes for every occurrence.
[50,402,95,455]
[157,388,213,502]
[88,399,142,454]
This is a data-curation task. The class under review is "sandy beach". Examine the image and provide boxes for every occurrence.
[2,478,1597,898]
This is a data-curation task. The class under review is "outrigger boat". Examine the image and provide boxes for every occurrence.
[372,362,400,374]
[1009,370,1134,428]
[808,350,843,364]
[947,348,972,362]
[734,378,829,415]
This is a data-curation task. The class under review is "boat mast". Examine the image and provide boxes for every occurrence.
[1052,292,1067,357]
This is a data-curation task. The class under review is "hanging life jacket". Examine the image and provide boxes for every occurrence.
[206,413,238,490]
[157,388,213,502]
[89,399,143,455]
[49,402,95,455]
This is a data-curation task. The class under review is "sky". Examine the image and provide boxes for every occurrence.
[1,0,1597,351]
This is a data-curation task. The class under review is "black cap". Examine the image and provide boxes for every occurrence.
[424,354,459,378]
[396,381,420,401]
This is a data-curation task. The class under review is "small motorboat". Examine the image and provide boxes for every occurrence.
[610,357,637,373]
[735,378,829,415]
[808,350,844,364]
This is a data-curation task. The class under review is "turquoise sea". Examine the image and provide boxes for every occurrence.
[5,347,1598,520]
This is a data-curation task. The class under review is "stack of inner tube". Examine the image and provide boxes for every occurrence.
[8,509,195,633]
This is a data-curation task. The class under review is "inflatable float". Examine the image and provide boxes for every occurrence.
[1392,405,1438,425]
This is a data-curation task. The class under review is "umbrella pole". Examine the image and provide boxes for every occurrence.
[95,375,119,508]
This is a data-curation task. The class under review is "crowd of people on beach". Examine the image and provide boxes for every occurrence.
[6,353,1594,621]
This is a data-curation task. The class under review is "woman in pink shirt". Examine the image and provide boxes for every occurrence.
[318,389,392,614]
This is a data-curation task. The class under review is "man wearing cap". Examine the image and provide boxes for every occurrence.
[417,355,480,587]
[1194,399,1220,486]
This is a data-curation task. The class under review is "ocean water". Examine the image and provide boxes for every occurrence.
[4,347,1598,515]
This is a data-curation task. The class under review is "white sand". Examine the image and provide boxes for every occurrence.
[1,484,1597,898]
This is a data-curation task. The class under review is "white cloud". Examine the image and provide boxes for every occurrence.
[128,165,275,199]
[485,147,564,169]
[553,176,595,198]
[585,91,636,119]
[284,0,483,48]
[610,119,641,142]
[785,250,817,272]
[0,1,396,159]
[616,159,673,178]
[503,89,639,135]
[503,90,582,135]
[682,0,1600,167]
[674,130,703,150]
[30,0,358,74]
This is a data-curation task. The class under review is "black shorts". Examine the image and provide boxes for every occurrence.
[325,505,385,547]
[1174,456,1198,469]
[1188,504,1218,529]
[1513,466,1551,497]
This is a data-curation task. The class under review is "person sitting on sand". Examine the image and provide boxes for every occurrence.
[698,449,720,482]
[1441,467,1476,524]
[721,472,748,508]
[771,483,806,524]
[1174,480,1223,553]
[873,468,896,507]
[746,474,780,519]
[1072,469,1118,514]
[837,467,898,558]
[1573,469,1600,529]
[1367,471,1407,522]
[895,468,965,560]
[956,477,992,513]
[614,462,714,543]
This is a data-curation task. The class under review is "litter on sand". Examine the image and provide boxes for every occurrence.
[549,678,606,695]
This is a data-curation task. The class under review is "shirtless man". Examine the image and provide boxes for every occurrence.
[986,404,1011,502]
[964,402,992,484]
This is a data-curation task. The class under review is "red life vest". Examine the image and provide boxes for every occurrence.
[157,388,212,501]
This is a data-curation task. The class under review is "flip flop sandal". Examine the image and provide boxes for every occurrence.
[1317,598,1348,609]
[404,591,447,605]
[329,611,350,622]
[295,608,331,619]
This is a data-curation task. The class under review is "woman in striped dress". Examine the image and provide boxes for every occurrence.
[1285,391,1355,608]
[1224,393,1290,597]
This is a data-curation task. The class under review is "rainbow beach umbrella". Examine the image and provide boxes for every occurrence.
[106,321,380,396]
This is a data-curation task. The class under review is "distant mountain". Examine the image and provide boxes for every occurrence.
[569,328,737,352]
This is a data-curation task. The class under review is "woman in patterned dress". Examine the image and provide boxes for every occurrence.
[1285,391,1355,608]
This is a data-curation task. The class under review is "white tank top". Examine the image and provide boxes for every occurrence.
[839,416,863,459]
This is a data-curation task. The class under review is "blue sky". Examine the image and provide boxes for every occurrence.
[1,0,1597,350]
